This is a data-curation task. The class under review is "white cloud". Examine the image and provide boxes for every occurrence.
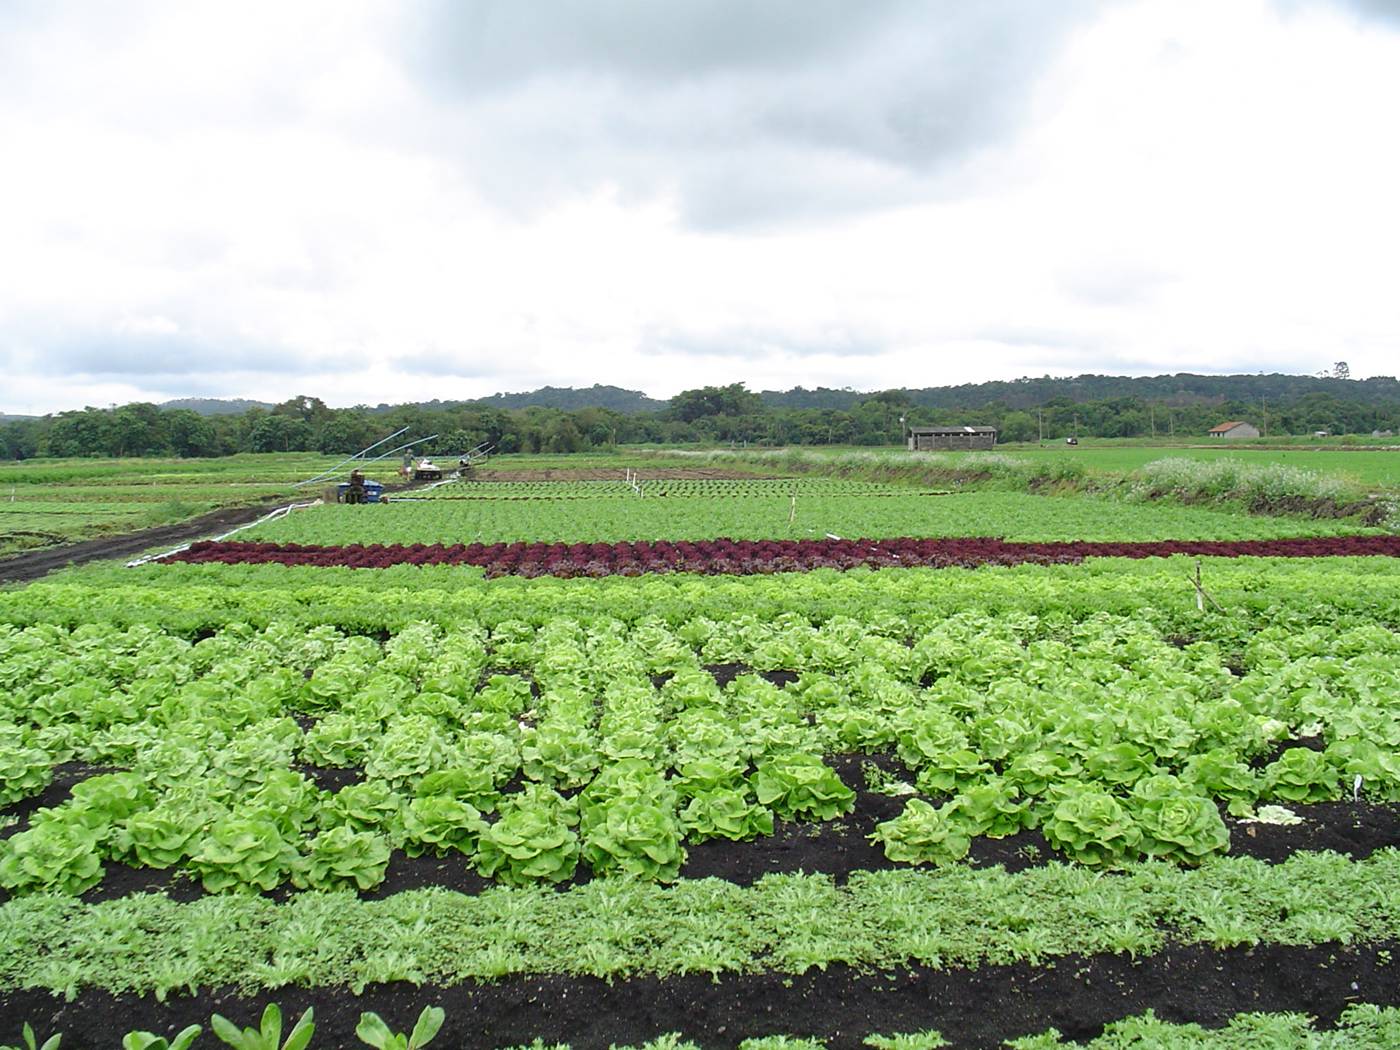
[0,0,1397,415]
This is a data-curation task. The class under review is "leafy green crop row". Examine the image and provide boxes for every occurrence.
[1,851,1396,995]
[20,556,1400,637]
[419,479,919,500]
[2,600,1397,893]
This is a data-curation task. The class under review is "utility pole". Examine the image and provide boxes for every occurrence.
[1037,408,1043,444]
[1261,397,1268,438]
[1150,403,1156,439]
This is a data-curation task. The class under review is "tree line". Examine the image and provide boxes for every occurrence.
[2,383,1399,460]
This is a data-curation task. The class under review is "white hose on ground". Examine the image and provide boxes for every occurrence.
[124,500,321,567]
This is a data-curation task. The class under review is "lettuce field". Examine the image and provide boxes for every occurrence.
[1,466,1398,1048]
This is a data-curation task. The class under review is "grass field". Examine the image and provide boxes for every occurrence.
[995,442,1400,489]
[672,443,1400,492]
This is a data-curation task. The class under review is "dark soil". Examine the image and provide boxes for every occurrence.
[81,861,206,903]
[361,849,493,899]
[3,940,1395,1050]
[702,663,800,690]
[294,764,365,794]
[1249,736,1330,769]
[1225,801,1400,863]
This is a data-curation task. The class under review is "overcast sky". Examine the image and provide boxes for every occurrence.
[2,0,1398,414]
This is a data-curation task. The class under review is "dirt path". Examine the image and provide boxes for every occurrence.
[0,500,291,584]
[0,477,438,585]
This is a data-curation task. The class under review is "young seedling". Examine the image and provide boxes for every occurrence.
[122,1028,201,1050]
[1,1023,60,1050]
[211,1005,315,1050]
[355,1008,444,1050]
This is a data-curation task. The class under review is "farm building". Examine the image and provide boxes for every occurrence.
[1208,421,1260,440]
[908,425,997,451]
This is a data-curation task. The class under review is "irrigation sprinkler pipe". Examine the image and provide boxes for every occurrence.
[364,434,439,466]
[295,427,409,488]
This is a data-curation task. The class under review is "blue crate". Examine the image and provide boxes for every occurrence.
[335,480,384,504]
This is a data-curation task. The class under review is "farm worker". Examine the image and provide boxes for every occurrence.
[346,469,366,504]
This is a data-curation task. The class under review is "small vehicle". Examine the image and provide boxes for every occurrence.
[1065,436,1079,446]
[413,459,445,481]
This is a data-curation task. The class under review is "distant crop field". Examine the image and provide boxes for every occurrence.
[994,443,1400,488]
[244,486,1374,546]
[0,453,401,552]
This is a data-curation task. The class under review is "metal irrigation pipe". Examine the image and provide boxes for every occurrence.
[364,434,439,465]
[295,426,410,488]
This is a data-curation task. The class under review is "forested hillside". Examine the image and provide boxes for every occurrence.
[3,373,1398,459]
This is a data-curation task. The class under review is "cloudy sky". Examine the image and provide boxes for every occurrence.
[2,0,1398,414]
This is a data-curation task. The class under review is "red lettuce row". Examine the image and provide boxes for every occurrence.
[165,534,1400,576]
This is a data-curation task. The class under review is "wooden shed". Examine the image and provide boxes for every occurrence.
[908,425,997,451]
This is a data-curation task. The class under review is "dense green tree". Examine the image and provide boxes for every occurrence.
[313,412,380,455]
[164,409,219,457]
[249,415,313,453]
[669,383,763,422]
[6,374,1400,461]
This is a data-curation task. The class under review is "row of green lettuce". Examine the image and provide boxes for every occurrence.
[10,1004,1400,1050]
[10,556,1400,636]
[0,852,1396,995]
[239,489,1373,548]
[3,599,1397,894]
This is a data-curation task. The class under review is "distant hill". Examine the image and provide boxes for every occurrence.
[161,398,274,415]
[0,414,37,423]
[465,385,667,414]
[761,373,1400,411]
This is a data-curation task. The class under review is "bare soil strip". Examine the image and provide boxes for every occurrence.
[3,941,1394,1049]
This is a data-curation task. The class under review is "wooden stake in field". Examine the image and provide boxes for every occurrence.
[1189,559,1225,613]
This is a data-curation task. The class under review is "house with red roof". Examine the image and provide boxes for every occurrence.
[1208,421,1260,439]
